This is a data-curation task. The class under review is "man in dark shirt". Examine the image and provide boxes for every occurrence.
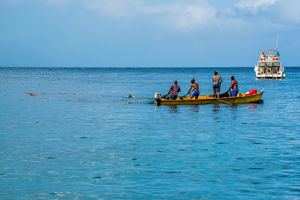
[167,80,181,100]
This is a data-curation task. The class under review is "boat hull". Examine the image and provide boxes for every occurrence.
[254,49,285,79]
[155,92,263,106]
[256,76,284,79]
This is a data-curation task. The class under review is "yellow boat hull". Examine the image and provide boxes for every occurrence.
[155,92,263,106]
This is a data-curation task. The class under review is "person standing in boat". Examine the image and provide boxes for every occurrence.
[226,75,239,97]
[186,79,199,99]
[166,80,181,100]
[213,71,223,98]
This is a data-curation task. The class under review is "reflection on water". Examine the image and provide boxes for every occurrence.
[190,105,200,113]
[230,105,238,121]
[169,105,200,113]
[212,104,221,121]
[169,105,178,113]
[248,104,258,110]
[212,104,220,113]
[230,105,239,111]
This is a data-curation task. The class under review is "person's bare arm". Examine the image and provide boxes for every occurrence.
[226,81,234,93]
[167,86,173,95]
[230,81,234,89]
[187,86,192,94]
[167,89,171,95]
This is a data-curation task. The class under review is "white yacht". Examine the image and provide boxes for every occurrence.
[254,49,286,79]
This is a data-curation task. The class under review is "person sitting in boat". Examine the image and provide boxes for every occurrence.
[166,80,181,100]
[186,79,199,99]
[261,51,265,58]
[213,71,223,98]
[226,75,239,97]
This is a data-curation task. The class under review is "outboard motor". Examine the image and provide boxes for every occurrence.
[154,92,161,100]
[154,92,161,105]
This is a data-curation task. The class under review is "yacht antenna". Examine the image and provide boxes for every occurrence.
[275,36,279,49]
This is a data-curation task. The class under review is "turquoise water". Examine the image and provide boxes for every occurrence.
[0,67,300,199]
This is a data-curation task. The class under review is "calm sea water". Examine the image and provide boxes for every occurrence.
[0,67,300,199]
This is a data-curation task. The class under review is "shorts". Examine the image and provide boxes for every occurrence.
[213,83,221,89]
[191,91,199,97]
[170,94,178,100]
[231,89,239,97]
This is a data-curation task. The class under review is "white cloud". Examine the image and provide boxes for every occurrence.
[5,0,300,31]
[162,2,217,30]
[1,0,217,30]
[85,0,217,30]
[231,0,300,25]
[235,0,280,13]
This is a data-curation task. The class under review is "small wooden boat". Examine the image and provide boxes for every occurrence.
[154,91,263,106]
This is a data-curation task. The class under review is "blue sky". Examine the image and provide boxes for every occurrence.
[0,0,300,67]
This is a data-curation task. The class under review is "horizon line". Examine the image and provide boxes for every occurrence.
[0,66,300,68]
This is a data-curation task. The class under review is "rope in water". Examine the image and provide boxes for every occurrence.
[120,97,154,104]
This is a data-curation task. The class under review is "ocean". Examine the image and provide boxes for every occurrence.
[0,67,299,199]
